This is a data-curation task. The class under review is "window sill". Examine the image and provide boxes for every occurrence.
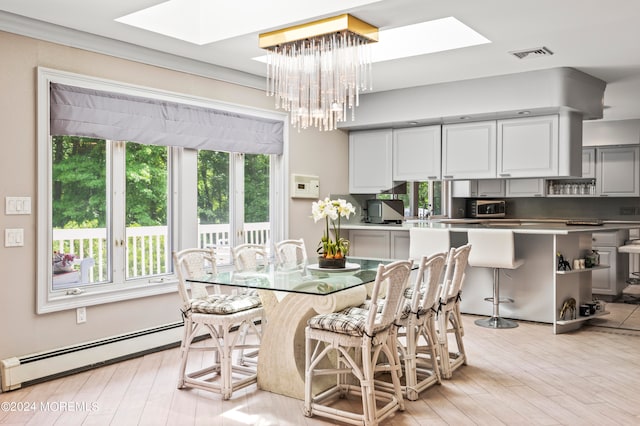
[37,276,179,314]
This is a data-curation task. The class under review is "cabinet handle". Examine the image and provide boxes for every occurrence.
[499,173,511,177]
[534,194,542,197]
[443,175,454,179]
[428,176,438,179]
[599,194,609,197]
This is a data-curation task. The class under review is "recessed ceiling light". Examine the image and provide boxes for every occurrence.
[116,0,382,45]
[459,116,470,120]
[408,121,419,125]
[518,110,531,115]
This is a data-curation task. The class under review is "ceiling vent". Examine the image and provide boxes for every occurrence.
[509,46,553,59]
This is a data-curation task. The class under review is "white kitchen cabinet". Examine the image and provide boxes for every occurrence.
[582,147,596,178]
[596,145,640,197]
[348,229,409,259]
[452,179,505,198]
[442,121,496,179]
[349,130,393,193]
[591,247,618,296]
[592,230,629,297]
[506,179,545,197]
[348,230,391,258]
[390,231,410,259]
[392,126,441,181]
[497,115,559,178]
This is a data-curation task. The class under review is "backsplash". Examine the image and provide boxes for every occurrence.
[453,197,640,221]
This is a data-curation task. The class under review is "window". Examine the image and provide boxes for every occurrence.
[196,151,272,264]
[38,68,286,313]
[377,181,447,218]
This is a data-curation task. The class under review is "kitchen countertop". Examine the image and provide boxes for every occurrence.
[342,218,640,234]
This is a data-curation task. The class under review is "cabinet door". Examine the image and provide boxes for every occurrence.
[393,126,441,180]
[582,147,596,178]
[442,121,496,179]
[592,247,616,296]
[477,179,505,197]
[349,130,393,193]
[390,231,410,259]
[506,179,545,197]
[452,180,505,197]
[497,115,559,178]
[349,230,390,258]
[596,146,640,197]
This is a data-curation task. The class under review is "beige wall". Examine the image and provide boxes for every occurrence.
[0,31,349,360]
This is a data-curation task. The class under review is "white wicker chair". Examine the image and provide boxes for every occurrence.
[393,252,447,400]
[231,243,269,272]
[437,244,472,379]
[173,248,264,400]
[274,238,308,269]
[303,259,413,426]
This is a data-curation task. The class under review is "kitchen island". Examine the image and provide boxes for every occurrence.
[343,220,640,333]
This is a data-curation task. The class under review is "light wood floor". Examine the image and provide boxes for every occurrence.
[2,314,640,425]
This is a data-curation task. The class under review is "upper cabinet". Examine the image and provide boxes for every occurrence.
[349,129,393,193]
[596,145,640,196]
[392,126,441,181]
[582,147,596,178]
[442,121,497,179]
[505,178,546,197]
[497,115,559,178]
[443,113,582,180]
[452,179,505,198]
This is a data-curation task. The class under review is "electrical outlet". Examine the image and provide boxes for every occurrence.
[76,307,87,324]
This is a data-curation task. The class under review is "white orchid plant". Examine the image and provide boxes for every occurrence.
[311,197,356,259]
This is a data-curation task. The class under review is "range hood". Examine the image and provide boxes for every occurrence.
[339,67,606,130]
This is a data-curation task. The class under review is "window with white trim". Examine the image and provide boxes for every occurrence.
[37,68,286,313]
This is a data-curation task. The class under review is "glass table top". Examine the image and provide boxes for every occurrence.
[186,257,406,296]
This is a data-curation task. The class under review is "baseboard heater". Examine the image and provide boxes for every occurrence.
[0,322,185,392]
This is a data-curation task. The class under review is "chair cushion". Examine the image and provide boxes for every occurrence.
[190,294,262,315]
[360,297,415,319]
[308,306,386,336]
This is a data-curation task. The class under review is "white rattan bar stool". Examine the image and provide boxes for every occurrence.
[394,252,447,400]
[467,229,524,329]
[274,238,308,269]
[173,248,264,400]
[437,244,472,379]
[303,260,413,426]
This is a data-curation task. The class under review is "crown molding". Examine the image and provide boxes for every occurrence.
[0,10,265,91]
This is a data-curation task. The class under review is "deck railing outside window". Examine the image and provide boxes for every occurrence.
[52,222,270,284]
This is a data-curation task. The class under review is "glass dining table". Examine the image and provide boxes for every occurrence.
[186,257,404,399]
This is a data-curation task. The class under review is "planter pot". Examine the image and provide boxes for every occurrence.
[318,256,347,269]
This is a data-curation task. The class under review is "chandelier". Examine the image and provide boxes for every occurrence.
[259,14,378,131]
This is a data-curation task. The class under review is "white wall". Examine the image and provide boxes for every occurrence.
[0,31,349,360]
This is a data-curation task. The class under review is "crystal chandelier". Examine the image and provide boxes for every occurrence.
[259,14,378,131]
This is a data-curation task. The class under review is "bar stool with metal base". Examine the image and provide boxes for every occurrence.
[467,229,524,329]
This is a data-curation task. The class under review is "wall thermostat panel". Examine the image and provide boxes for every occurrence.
[291,174,320,199]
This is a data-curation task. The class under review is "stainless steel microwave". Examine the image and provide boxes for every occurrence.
[467,199,506,218]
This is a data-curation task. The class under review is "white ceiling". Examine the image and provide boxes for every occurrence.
[2,0,640,121]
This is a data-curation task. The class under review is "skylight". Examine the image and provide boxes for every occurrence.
[115,0,382,45]
[116,1,490,63]
[371,17,490,63]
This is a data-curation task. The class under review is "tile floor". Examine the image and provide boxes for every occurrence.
[589,301,640,330]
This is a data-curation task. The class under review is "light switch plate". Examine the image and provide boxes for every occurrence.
[5,197,31,215]
[5,228,24,247]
